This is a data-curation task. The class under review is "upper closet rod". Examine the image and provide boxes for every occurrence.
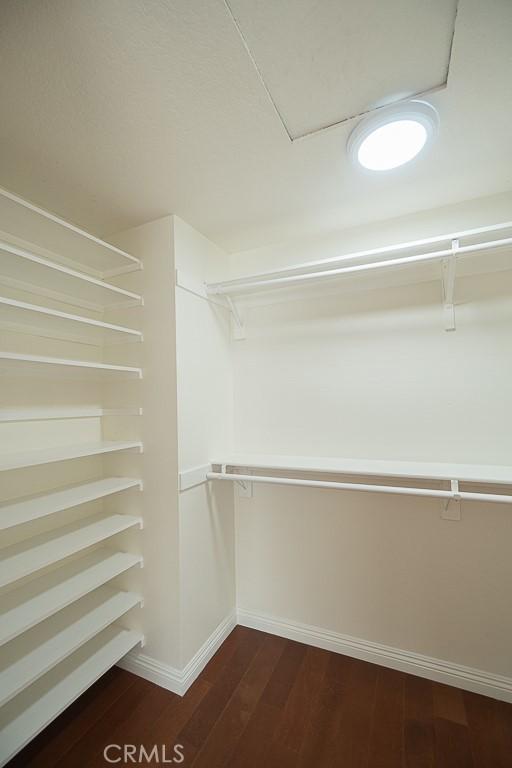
[216,220,512,285]
[207,472,512,504]
[207,233,512,296]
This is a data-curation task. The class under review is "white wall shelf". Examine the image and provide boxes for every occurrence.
[205,455,512,505]
[204,221,512,333]
[0,185,141,277]
[0,240,143,312]
[0,440,143,472]
[212,455,512,485]
[0,477,142,530]
[0,549,143,647]
[0,407,143,422]
[0,513,143,588]
[0,296,143,346]
[0,587,142,707]
[0,625,143,767]
[206,222,512,298]
[0,351,142,379]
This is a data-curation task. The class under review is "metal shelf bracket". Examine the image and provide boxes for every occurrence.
[226,296,246,340]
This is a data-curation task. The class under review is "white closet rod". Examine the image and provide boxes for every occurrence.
[207,231,512,296]
[215,220,512,284]
[207,472,512,504]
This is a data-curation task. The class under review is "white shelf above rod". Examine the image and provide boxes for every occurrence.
[207,471,512,504]
[206,220,512,296]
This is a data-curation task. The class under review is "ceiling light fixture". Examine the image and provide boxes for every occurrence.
[348,101,439,171]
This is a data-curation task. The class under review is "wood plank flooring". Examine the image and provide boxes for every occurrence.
[7,626,512,767]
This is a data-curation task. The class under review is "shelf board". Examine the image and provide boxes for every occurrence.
[0,406,143,422]
[213,454,512,486]
[0,477,142,530]
[0,625,143,767]
[0,549,143,647]
[205,223,512,298]
[0,351,142,379]
[0,513,143,588]
[0,587,141,707]
[0,296,142,346]
[0,185,141,277]
[0,240,142,312]
[0,440,143,472]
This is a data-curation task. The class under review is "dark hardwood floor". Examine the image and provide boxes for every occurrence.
[8,626,512,767]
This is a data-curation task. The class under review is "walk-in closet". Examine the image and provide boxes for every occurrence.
[0,1,511,766]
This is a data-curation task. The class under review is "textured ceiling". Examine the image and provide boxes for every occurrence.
[225,0,458,138]
[0,0,510,253]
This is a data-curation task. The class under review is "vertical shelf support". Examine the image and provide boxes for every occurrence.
[442,239,458,331]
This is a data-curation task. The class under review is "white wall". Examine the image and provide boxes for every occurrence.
[232,194,512,679]
[109,214,236,673]
[174,217,236,666]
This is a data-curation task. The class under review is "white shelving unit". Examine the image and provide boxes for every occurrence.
[0,240,143,312]
[0,587,142,707]
[0,550,143,647]
[0,406,143,422]
[0,352,142,379]
[0,296,143,345]
[0,626,143,767]
[0,513,143,588]
[0,187,145,764]
[0,185,141,277]
[0,441,143,472]
[0,477,142,530]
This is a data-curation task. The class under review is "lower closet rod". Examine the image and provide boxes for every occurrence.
[207,472,512,504]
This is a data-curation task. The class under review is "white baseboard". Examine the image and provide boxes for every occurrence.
[119,606,512,703]
[237,607,512,703]
[117,610,237,696]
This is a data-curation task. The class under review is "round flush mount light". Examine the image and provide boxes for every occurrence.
[348,101,439,171]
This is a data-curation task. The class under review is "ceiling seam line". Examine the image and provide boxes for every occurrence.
[445,0,460,85]
[222,0,294,143]
[291,84,447,142]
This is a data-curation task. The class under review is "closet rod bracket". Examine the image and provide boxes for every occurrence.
[235,476,253,497]
[225,296,246,340]
[442,479,461,520]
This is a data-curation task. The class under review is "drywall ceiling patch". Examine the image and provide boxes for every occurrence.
[223,0,459,142]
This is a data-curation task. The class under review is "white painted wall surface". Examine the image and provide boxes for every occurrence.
[108,215,235,673]
[232,196,512,678]
[174,217,235,666]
